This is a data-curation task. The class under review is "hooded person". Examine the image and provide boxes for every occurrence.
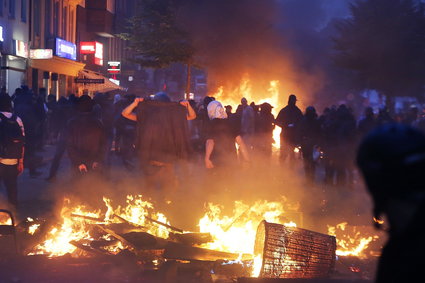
[357,123,425,283]
[204,101,249,169]
[65,95,106,175]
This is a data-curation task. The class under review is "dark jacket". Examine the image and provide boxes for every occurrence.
[276,104,303,143]
[66,113,106,167]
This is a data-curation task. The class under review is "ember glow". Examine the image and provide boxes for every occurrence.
[328,222,380,258]
[0,213,12,225]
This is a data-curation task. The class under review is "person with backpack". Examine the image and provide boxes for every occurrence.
[0,95,25,211]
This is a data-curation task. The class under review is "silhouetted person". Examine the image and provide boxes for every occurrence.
[357,123,425,283]
[13,87,41,177]
[276,94,303,163]
[46,97,76,181]
[255,102,275,156]
[0,95,25,212]
[358,107,377,138]
[66,95,106,176]
[236,98,255,149]
[298,106,321,183]
[377,107,394,126]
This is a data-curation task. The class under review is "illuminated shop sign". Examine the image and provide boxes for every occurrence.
[80,42,96,54]
[30,49,53,59]
[107,61,121,73]
[94,42,103,66]
[80,41,103,66]
[55,38,76,61]
[0,26,4,42]
[14,40,28,58]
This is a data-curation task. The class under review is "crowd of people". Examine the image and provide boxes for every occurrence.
[1,86,425,210]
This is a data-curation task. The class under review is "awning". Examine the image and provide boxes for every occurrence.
[29,56,86,77]
[76,69,125,93]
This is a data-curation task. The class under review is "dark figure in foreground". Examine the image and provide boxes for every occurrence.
[0,95,25,211]
[357,124,425,283]
[66,95,106,175]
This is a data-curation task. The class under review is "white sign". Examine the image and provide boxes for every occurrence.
[15,40,28,58]
[30,49,53,59]
[0,26,4,42]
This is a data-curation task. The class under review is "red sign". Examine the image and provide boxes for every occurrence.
[80,42,96,54]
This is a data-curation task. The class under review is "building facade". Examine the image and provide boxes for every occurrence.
[0,0,31,94]
[0,0,140,98]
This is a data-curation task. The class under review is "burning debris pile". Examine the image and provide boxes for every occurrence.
[0,195,381,282]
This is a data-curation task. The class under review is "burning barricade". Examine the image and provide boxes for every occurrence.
[0,195,381,282]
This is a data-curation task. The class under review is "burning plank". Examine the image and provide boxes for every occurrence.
[164,242,252,262]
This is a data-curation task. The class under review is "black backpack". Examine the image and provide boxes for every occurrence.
[0,113,25,159]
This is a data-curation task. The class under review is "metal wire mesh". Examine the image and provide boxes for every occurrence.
[254,220,336,279]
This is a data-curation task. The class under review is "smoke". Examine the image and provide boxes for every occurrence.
[177,0,351,108]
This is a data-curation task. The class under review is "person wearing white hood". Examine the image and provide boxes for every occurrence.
[204,101,250,169]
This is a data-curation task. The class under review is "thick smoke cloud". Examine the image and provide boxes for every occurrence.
[178,0,351,107]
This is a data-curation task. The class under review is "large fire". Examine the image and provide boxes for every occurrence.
[211,74,284,149]
[198,199,298,255]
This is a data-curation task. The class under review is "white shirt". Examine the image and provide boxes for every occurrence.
[0,112,25,165]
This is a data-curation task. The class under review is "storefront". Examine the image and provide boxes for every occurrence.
[28,38,85,99]
[0,35,29,94]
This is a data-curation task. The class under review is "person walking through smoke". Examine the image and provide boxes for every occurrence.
[0,95,25,212]
[357,123,425,283]
[121,92,196,192]
[275,94,303,163]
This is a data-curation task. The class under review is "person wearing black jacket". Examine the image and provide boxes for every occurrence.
[275,94,303,163]
[66,95,106,175]
[298,106,321,183]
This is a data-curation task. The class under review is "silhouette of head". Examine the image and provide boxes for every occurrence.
[288,94,297,105]
[357,123,425,224]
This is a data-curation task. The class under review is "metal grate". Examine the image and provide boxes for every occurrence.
[254,220,336,279]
